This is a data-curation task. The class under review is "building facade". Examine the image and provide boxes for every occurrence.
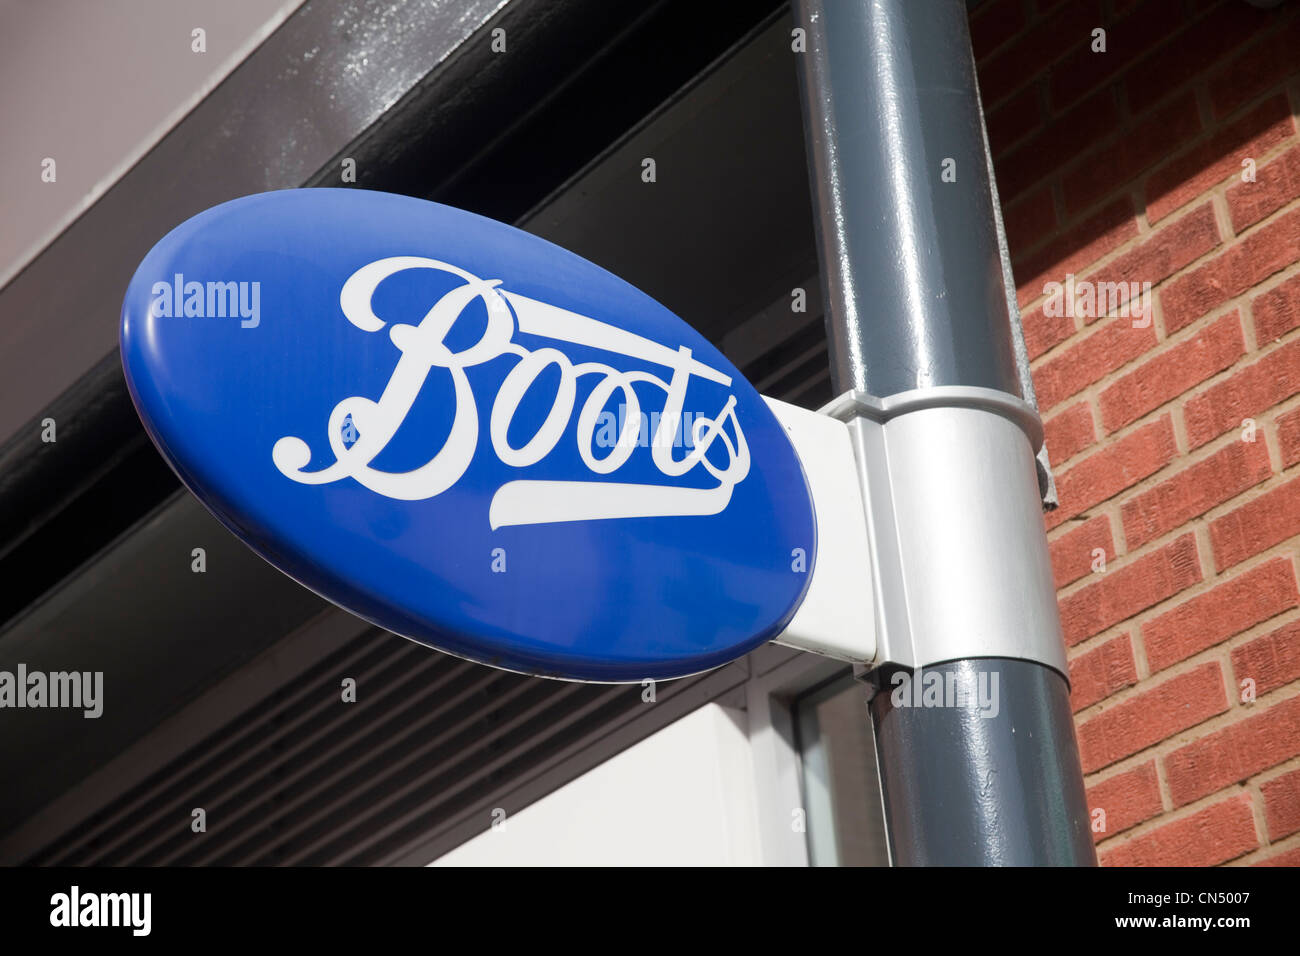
[0,0,1297,866]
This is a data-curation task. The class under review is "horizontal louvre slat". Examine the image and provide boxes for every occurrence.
[23,626,734,865]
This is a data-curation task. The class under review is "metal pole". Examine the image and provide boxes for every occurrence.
[794,0,1096,865]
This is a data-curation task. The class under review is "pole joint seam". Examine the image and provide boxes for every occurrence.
[820,386,1045,452]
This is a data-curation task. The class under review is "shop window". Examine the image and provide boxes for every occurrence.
[795,672,890,866]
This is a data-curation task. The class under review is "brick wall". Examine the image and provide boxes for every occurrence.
[972,0,1300,866]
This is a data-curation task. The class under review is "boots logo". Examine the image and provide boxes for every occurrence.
[273,256,751,528]
[120,189,815,681]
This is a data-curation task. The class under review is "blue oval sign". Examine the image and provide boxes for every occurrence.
[120,189,815,681]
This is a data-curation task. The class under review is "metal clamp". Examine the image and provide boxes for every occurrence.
[822,386,1068,679]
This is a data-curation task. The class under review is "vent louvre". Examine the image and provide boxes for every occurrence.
[24,626,734,866]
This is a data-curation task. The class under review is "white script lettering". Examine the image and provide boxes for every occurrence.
[272,257,750,527]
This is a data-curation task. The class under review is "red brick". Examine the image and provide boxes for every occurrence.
[1078,661,1226,773]
[1047,0,1170,112]
[1278,406,1300,468]
[1070,631,1137,711]
[999,89,1121,202]
[1063,92,1201,217]
[1048,416,1177,529]
[1059,532,1200,646]
[1044,401,1097,465]
[987,86,1044,159]
[1142,558,1297,672]
[1100,794,1258,867]
[1021,302,1076,359]
[1227,144,1300,234]
[1256,845,1300,866]
[979,2,1095,107]
[1210,473,1300,570]
[970,0,1029,62]
[1262,767,1300,840]
[1087,760,1162,842]
[1232,620,1300,698]
[1033,316,1157,411]
[1161,205,1300,334]
[1209,12,1300,118]
[1253,272,1300,344]
[1184,340,1300,449]
[1080,203,1220,322]
[1100,312,1245,434]
[1014,197,1137,307]
[1003,183,1056,254]
[1146,95,1296,223]
[1124,1,1273,115]
[1051,514,1114,590]
[1164,693,1300,806]
[1120,435,1272,551]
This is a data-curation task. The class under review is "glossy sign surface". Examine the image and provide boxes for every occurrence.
[120,189,815,680]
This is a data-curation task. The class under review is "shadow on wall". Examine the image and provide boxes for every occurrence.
[976,0,1297,355]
